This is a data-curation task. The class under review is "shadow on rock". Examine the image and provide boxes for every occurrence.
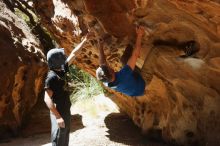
[104,113,169,146]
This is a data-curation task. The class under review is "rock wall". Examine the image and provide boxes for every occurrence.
[0,1,47,138]
[1,0,217,145]
[33,0,220,145]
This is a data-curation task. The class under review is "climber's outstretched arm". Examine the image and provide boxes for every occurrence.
[98,39,108,66]
[127,26,145,70]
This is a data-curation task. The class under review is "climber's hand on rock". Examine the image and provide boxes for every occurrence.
[98,37,105,48]
[56,117,65,128]
[136,26,145,37]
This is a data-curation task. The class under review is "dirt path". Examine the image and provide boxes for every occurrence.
[0,94,168,146]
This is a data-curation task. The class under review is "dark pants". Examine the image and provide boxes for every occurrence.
[50,110,71,146]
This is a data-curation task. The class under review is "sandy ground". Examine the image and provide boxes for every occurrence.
[0,94,168,146]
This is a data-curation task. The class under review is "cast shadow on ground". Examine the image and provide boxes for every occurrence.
[0,113,84,145]
[104,113,170,146]
[70,114,85,132]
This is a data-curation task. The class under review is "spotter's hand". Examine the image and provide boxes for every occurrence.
[56,117,65,128]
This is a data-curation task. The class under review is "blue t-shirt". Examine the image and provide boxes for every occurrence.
[105,65,146,96]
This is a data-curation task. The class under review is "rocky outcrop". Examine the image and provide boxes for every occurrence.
[0,0,219,145]
[0,1,47,138]
[32,0,220,145]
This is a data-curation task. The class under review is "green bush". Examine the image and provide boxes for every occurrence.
[69,65,104,103]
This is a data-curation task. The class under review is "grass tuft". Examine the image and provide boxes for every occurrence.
[69,65,104,104]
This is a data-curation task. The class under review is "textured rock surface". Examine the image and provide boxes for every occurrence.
[0,0,219,145]
[32,0,220,145]
[0,1,47,138]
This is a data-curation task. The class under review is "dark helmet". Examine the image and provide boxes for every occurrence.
[46,48,67,70]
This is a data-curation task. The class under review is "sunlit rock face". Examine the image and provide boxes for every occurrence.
[33,0,220,145]
[0,2,47,138]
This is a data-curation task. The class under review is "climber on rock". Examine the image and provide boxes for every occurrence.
[44,32,93,146]
[96,26,146,97]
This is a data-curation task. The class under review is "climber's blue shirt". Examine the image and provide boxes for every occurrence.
[105,65,146,96]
